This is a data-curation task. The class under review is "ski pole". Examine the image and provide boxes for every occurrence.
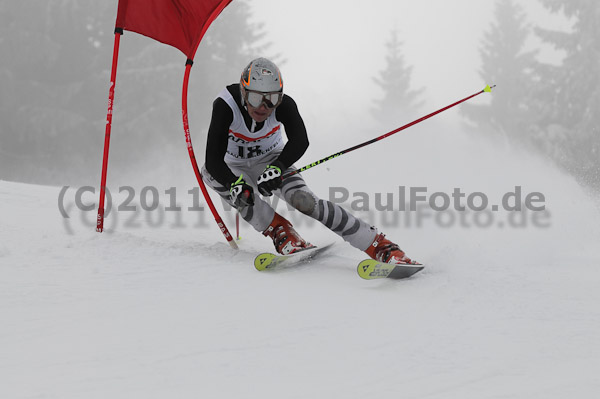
[283,85,495,178]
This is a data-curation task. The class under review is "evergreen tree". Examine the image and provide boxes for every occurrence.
[0,0,270,185]
[106,0,270,177]
[461,0,538,146]
[371,29,423,126]
[0,0,113,183]
[534,0,600,189]
[109,0,272,183]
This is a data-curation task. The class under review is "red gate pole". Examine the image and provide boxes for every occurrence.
[182,60,238,249]
[96,28,123,232]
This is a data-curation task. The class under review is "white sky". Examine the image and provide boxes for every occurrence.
[247,1,492,126]
[246,0,569,131]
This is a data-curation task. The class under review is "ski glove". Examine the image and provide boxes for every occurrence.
[257,163,284,196]
[230,175,254,208]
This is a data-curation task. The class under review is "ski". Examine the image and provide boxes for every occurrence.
[357,259,424,280]
[254,243,334,271]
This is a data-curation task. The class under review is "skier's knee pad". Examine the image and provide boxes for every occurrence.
[290,190,316,215]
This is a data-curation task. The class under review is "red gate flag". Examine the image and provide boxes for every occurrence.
[115,0,233,59]
[97,0,238,248]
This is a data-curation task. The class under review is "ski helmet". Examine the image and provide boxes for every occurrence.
[240,57,283,94]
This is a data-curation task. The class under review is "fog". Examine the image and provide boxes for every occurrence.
[249,1,569,128]
[2,3,600,397]
[250,0,494,123]
[0,1,596,194]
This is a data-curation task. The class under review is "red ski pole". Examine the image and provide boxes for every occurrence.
[283,85,495,178]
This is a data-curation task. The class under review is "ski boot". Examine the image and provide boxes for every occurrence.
[263,213,313,255]
[365,233,420,265]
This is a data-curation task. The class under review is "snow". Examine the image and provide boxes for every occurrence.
[2,125,600,398]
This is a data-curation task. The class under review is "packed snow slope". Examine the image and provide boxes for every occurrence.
[2,123,600,399]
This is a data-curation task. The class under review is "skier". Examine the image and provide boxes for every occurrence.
[201,57,418,265]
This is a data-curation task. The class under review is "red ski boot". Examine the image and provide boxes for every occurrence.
[365,233,420,265]
[263,213,313,255]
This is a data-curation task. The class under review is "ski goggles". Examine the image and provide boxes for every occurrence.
[243,89,283,109]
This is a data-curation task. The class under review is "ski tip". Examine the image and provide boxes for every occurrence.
[254,253,277,271]
[357,259,424,280]
[484,84,496,93]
